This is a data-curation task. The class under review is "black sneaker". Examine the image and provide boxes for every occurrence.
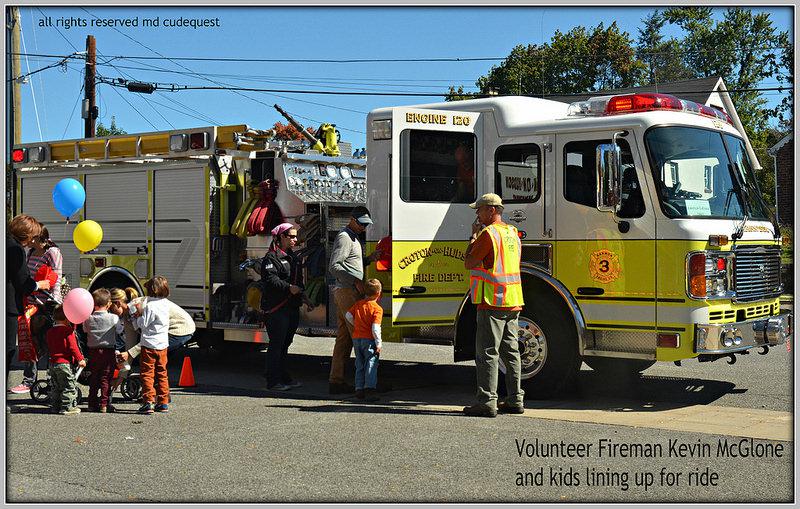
[355,389,365,400]
[462,403,497,418]
[138,403,155,415]
[329,382,355,395]
[363,389,380,402]
[498,401,525,414]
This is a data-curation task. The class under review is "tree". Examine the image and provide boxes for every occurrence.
[95,116,127,137]
[271,121,315,141]
[636,11,694,84]
[661,7,791,139]
[450,22,645,100]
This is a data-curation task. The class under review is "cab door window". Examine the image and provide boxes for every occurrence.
[399,130,476,203]
[563,138,644,218]
[494,143,540,203]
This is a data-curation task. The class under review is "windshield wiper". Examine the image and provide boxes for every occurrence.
[728,163,750,240]
[732,162,780,239]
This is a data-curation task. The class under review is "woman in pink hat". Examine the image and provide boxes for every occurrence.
[259,223,313,391]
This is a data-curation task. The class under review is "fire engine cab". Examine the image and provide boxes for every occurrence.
[365,91,792,394]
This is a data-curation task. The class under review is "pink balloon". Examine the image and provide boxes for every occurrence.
[63,288,94,324]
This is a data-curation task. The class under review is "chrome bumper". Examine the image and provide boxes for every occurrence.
[695,312,792,354]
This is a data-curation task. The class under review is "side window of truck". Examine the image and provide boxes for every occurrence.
[399,130,476,203]
[494,144,541,203]
[563,139,644,218]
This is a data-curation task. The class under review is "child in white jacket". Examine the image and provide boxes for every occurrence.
[131,276,172,415]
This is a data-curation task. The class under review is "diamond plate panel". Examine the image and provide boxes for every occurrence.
[589,330,656,354]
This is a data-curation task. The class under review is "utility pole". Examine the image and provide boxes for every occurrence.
[83,35,96,138]
[6,6,21,218]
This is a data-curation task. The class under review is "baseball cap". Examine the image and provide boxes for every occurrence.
[469,193,504,209]
[351,205,373,225]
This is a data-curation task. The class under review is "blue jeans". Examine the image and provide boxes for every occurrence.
[353,338,379,390]
[167,333,194,356]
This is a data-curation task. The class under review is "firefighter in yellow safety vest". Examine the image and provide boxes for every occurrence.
[462,193,525,418]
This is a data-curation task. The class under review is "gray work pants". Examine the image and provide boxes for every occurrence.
[475,308,525,408]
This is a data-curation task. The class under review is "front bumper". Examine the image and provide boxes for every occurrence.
[695,312,792,354]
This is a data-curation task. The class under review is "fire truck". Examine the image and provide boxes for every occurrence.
[12,121,368,347]
[365,91,792,394]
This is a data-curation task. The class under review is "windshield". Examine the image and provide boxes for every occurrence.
[644,127,768,220]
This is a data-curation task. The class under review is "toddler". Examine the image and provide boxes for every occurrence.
[82,288,124,413]
[132,276,172,415]
[345,279,383,402]
[46,305,86,415]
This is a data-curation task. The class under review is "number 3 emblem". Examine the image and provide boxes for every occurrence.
[589,249,622,283]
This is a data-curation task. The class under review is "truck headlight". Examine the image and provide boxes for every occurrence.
[687,251,734,300]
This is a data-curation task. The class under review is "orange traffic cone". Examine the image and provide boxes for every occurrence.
[178,356,196,387]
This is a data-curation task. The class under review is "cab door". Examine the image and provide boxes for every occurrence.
[492,135,555,267]
[554,131,657,354]
[389,108,481,327]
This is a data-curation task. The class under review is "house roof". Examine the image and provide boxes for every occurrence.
[768,132,793,155]
[545,76,723,105]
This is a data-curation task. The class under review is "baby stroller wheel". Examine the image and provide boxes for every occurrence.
[30,379,51,403]
[121,374,142,401]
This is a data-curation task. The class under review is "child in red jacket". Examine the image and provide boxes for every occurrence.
[45,305,86,415]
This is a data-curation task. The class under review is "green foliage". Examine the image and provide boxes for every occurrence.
[95,116,127,137]
[779,225,792,264]
[449,22,645,100]
[660,7,791,140]
[636,11,694,84]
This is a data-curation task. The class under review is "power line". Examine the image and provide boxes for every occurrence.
[105,78,158,130]
[61,69,85,139]
[12,40,792,65]
[78,8,368,133]
[34,8,79,53]
[94,50,176,130]
[97,77,793,98]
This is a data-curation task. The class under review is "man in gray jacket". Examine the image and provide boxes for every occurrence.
[328,206,381,394]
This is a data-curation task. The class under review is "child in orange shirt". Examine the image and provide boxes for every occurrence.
[345,279,383,402]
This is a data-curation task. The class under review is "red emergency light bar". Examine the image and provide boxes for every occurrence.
[606,93,683,114]
[570,93,733,125]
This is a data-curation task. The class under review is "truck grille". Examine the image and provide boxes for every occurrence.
[733,246,782,302]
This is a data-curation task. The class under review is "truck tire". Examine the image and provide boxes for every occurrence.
[583,357,655,377]
[499,296,581,398]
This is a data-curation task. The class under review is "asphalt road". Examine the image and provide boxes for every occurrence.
[5,333,794,503]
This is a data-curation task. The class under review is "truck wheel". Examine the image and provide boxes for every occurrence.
[583,357,655,377]
[499,298,581,398]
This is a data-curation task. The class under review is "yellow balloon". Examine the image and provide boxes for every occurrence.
[73,220,103,252]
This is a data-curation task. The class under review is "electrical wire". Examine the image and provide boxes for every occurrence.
[34,8,79,52]
[78,7,367,133]
[18,14,42,141]
[61,70,85,139]
[97,77,793,98]
[104,78,158,130]
[29,9,49,139]
[94,52,176,130]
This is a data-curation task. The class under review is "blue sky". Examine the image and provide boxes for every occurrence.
[13,6,793,150]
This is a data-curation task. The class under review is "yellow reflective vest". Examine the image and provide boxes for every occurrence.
[469,222,524,307]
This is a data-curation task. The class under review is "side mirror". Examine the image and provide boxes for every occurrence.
[596,142,621,213]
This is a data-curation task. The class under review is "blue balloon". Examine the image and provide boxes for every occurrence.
[52,178,86,218]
